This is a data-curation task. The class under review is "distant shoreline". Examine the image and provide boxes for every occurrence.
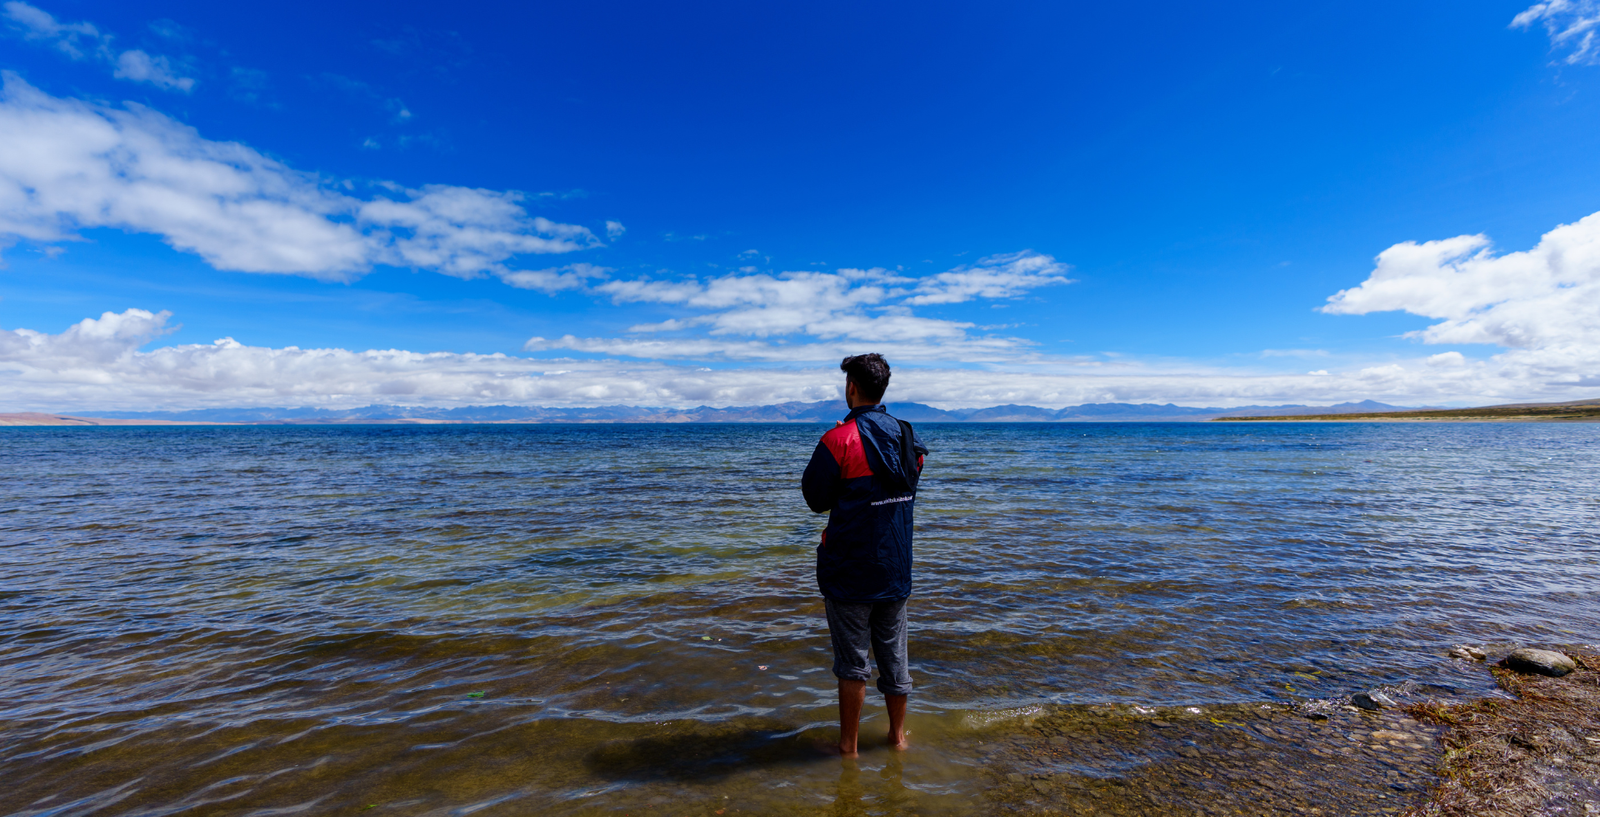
[1214,399,1600,423]
[6,414,1598,426]
[0,413,236,427]
[0,413,531,427]
[1209,418,1600,425]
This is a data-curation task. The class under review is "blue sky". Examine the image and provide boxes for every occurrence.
[2,0,1599,410]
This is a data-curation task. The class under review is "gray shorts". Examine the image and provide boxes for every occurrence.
[824,596,912,696]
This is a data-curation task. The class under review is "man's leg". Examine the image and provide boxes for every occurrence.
[885,690,908,750]
[825,598,875,756]
[837,677,867,756]
[870,598,912,750]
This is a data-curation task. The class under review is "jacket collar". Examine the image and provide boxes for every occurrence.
[845,403,886,419]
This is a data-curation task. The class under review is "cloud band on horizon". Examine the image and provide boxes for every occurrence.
[4,209,1600,411]
[1,280,1595,413]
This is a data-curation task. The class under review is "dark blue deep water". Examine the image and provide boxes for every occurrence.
[2,422,1597,814]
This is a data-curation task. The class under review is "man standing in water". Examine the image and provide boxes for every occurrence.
[802,353,928,756]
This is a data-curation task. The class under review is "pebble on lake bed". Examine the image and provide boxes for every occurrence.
[1500,648,1576,677]
[1295,699,1341,720]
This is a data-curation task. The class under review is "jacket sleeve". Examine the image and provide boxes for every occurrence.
[801,439,840,513]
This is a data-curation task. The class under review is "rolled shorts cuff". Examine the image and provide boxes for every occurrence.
[824,596,912,696]
[833,666,873,682]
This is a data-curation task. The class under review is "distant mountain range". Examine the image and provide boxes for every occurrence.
[56,399,1416,424]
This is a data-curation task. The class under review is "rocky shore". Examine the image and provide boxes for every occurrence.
[1402,648,1598,816]
[979,645,1597,816]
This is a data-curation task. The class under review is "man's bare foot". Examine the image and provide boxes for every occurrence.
[814,738,858,758]
[887,730,909,751]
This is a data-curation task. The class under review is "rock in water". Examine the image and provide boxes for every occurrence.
[1500,648,1576,677]
[1448,645,1486,661]
[1351,691,1396,711]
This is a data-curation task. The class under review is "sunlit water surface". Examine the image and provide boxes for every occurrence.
[2,422,1598,815]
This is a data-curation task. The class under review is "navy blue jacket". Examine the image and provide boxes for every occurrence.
[801,404,928,602]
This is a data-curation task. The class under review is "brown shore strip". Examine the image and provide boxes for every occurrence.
[0,413,464,426]
[1215,397,1600,423]
[0,412,234,426]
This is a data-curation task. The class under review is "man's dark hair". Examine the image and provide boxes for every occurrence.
[841,353,891,403]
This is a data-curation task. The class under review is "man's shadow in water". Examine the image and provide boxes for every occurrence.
[583,722,827,783]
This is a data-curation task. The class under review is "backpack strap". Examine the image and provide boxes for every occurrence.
[896,418,920,492]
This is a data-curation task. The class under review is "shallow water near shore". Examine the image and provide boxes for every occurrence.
[3,421,1598,815]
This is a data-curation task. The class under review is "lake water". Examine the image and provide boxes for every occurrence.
[2,422,1597,815]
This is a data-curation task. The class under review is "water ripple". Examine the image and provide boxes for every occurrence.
[2,422,1597,814]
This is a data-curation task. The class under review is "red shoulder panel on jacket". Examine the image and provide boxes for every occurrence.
[822,421,873,479]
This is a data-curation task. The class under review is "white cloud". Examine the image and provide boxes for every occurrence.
[902,251,1072,305]
[3,1,195,90]
[605,220,625,240]
[596,267,913,338]
[0,74,597,280]
[113,50,194,92]
[1514,0,1600,65]
[522,333,1031,363]
[1322,210,1600,350]
[499,252,1068,361]
[1322,209,1600,392]
[3,0,98,57]
[588,263,992,353]
[359,185,598,278]
[497,263,611,293]
[0,307,176,364]
[571,253,1069,362]
[624,318,699,333]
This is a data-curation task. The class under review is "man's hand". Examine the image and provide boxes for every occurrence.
[835,420,847,427]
